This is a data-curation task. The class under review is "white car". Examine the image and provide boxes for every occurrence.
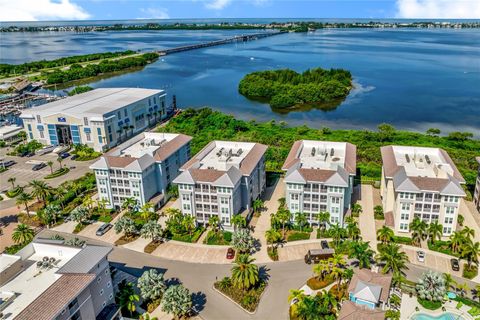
[36,145,55,155]
[416,250,425,262]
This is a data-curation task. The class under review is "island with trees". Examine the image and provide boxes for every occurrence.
[238,68,353,112]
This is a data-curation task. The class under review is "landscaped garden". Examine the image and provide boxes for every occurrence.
[163,208,204,243]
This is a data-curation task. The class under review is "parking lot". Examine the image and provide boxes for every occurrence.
[402,245,463,278]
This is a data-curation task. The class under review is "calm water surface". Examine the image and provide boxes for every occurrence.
[1,28,479,135]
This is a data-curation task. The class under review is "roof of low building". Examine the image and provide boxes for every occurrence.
[348,269,392,303]
[338,301,386,320]
[20,87,164,118]
[57,245,112,274]
[14,273,96,320]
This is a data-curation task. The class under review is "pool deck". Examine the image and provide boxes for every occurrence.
[401,294,474,320]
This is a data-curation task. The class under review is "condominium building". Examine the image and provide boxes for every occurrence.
[20,88,168,152]
[90,132,192,210]
[282,140,357,227]
[474,157,480,212]
[381,146,466,236]
[0,240,119,320]
[174,141,267,229]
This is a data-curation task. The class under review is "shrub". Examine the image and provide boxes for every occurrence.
[287,231,310,242]
[44,167,70,179]
[6,187,23,198]
[73,222,87,234]
[214,278,266,312]
[306,276,334,290]
[267,246,279,261]
[463,264,478,279]
[417,297,442,310]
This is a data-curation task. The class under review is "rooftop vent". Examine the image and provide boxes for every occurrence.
[311,148,316,156]
[236,148,243,156]
[330,148,335,157]
[405,154,410,163]
[425,155,431,165]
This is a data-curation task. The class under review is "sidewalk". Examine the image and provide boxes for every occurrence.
[355,184,378,251]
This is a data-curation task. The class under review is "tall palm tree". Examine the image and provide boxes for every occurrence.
[288,289,305,303]
[116,280,140,316]
[16,191,33,216]
[410,217,427,246]
[428,221,443,244]
[461,241,480,268]
[122,197,137,212]
[294,212,308,232]
[265,229,282,249]
[330,266,344,287]
[351,203,363,217]
[313,260,329,281]
[182,215,195,236]
[82,196,94,213]
[231,254,259,291]
[53,186,67,210]
[47,160,54,174]
[346,220,361,241]
[376,243,409,276]
[330,224,345,247]
[320,290,338,312]
[296,296,321,320]
[57,156,64,169]
[349,241,374,269]
[449,231,466,254]
[29,180,52,204]
[208,215,220,233]
[12,223,34,244]
[276,208,291,237]
[7,177,16,189]
[231,214,246,231]
[461,226,475,242]
[318,211,330,230]
[252,199,264,214]
[140,203,154,221]
[443,273,457,291]
[377,226,394,244]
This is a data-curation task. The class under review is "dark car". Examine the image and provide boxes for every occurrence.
[32,162,46,171]
[26,152,35,157]
[59,152,70,159]
[2,160,16,168]
[226,248,235,259]
[304,249,335,264]
[96,223,112,236]
[321,240,329,250]
[451,258,460,271]
[71,154,78,160]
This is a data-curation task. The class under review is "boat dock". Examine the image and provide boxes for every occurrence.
[157,31,285,55]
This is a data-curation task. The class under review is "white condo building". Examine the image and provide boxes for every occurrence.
[474,157,480,213]
[380,146,466,236]
[90,132,192,210]
[20,88,168,152]
[282,140,357,227]
[174,141,267,229]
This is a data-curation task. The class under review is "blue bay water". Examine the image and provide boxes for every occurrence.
[1,27,479,135]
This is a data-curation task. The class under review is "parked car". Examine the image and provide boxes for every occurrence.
[226,248,235,259]
[321,240,329,250]
[416,250,425,262]
[32,162,46,171]
[451,258,460,271]
[26,152,35,157]
[71,154,78,160]
[96,223,112,236]
[2,160,16,168]
[304,248,335,264]
[53,145,70,154]
[59,152,70,159]
[36,145,55,155]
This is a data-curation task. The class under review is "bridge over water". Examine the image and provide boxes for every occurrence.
[157,31,286,55]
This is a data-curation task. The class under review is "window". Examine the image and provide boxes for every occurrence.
[443,227,452,234]
[36,115,41,123]
[330,216,339,224]
[105,269,109,275]
[401,203,410,211]
[400,223,409,231]
[291,194,299,201]
[118,111,121,119]
[445,206,455,215]
[221,207,229,214]
[109,293,114,300]
[183,204,191,211]
[83,117,88,126]
[97,276,101,282]
[39,130,44,139]
[124,109,128,117]
[331,197,340,204]
[423,204,431,212]
[86,132,91,141]
[290,203,299,211]
[182,194,190,201]
[400,213,409,220]
[100,289,104,296]
[444,217,454,224]
[220,198,228,205]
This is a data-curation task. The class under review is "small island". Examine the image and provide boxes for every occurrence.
[238,68,353,112]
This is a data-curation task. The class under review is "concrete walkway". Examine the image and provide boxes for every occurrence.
[355,185,378,250]
[252,178,285,264]
[460,199,480,242]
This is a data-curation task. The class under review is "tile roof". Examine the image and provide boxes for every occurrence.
[380,146,399,178]
[348,269,392,303]
[57,245,112,274]
[14,273,95,320]
[298,168,336,182]
[282,140,302,170]
[240,143,268,175]
[104,155,137,168]
[189,169,225,182]
[385,211,395,227]
[338,301,386,320]
[344,143,357,175]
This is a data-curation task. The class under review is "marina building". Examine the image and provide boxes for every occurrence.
[282,140,357,227]
[174,140,267,229]
[20,88,167,152]
[0,241,119,320]
[474,157,480,212]
[90,132,192,210]
[380,146,466,236]
[0,125,23,143]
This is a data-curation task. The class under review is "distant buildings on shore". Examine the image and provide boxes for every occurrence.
[474,157,480,212]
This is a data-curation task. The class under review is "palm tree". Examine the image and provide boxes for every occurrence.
[377,226,394,244]
[428,221,443,244]
[97,198,110,217]
[330,224,345,247]
[140,221,163,242]
[43,203,61,227]
[231,214,246,231]
[182,215,195,236]
[139,203,154,221]
[461,226,475,242]
[294,212,308,232]
[461,241,480,268]
[137,269,166,301]
[313,260,330,281]
[116,280,139,316]
[443,273,457,291]
[265,229,282,249]
[318,211,330,230]
[346,220,360,241]
[410,217,427,246]
[122,197,138,212]
[57,156,63,169]
[208,215,220,233]
[47,160,54,174]
[252,199,264,214]
[376,243,409,276]
[449,231,465,254]
[231,254,259,291]
[12,223,34,244]
[29,180,51,204]
[53,186,67,209]
[288,289,305,303]
[351,203,363,217]
[296,296,321,320]
[330,266,344,287]
[457,282,470,298]
[8,177,16,189]
[276,208,291,237]
[82,196,94,213]
[320,290,338,312]
[161,284,192,320]
[349,241,374,269]
[16,191,33,216]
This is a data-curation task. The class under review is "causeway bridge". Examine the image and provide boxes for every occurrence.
[157,31,286,55]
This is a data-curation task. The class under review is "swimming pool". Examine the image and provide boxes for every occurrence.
[411,312,465,320]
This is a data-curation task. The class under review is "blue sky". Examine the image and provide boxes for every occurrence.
[1,0,479,22]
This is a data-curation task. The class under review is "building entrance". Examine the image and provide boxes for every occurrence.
[56,125,72,145]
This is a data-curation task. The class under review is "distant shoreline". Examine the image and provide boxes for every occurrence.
[2,20,480,33]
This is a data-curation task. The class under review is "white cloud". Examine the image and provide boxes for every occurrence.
[138,7,170,19]
[396,0,480,18]
[205,0,232,10]
[0,0,90,21]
